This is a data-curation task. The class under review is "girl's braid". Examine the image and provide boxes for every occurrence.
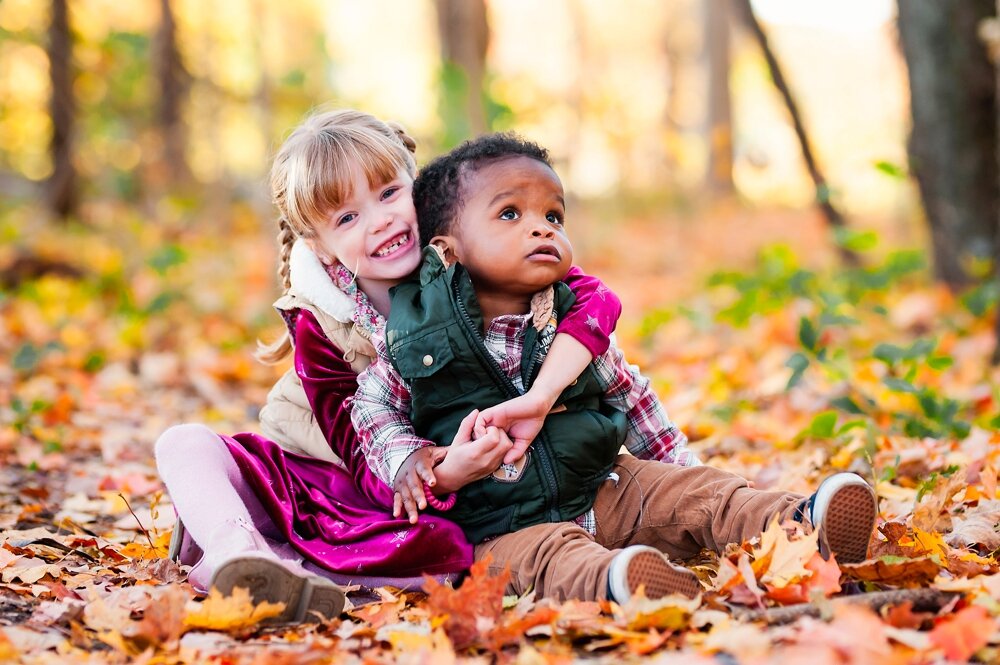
[256,216,297,364]
[276,215,296,292]
[387,121,417,156]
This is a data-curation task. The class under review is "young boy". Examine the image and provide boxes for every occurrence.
[351,134,877,602]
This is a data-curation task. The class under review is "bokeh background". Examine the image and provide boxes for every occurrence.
[1,0,997,475]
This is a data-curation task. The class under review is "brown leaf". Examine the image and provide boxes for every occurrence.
[869,521,910,558]
[841,555,941,586]
[946,500,1000,550]
[84,585,187,654]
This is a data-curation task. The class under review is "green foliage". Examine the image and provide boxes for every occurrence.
[874,160,907,180]
[699,231,984,446]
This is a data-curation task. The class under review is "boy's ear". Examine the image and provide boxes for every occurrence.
[429,235,459,267]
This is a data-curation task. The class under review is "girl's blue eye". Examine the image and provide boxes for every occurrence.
[381,186,399,201]
[499,208,519,221]
[337,213,357,226]
[546,212,564,225]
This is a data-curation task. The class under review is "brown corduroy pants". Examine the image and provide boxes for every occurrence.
[474,454,805,601]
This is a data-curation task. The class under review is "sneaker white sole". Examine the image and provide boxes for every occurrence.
[610,546,701,602]
[210,556,346,624]
[813,475,877,564]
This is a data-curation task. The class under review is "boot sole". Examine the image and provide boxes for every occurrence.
[625,549,702,599]
[818,483,877,564]
[210,557,346,624]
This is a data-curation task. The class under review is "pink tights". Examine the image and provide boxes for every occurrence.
[154,424,306,585]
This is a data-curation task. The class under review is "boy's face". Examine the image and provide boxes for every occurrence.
[441,156,573,299]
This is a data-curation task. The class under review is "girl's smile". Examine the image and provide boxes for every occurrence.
[372,231,415,260]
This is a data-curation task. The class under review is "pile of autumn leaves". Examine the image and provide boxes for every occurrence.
[3,469,1000,663]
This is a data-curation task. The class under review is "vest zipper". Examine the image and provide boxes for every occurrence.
[451,277,562,520]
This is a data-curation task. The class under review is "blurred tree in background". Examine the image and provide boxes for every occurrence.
[0,0,996,359]
[897,0,998,288]
[46,0,75,218]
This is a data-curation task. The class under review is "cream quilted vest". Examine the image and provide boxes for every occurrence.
[257,240,377,466]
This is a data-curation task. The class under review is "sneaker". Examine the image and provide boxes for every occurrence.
[210,556,346,624]
[188,517,345,623]
[608,545,702,603]
[807,473,877,564]
[167,516,203,566]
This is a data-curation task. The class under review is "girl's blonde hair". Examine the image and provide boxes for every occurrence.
[257,109,417,364]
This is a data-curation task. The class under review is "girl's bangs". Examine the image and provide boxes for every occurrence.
[311,131,408,215]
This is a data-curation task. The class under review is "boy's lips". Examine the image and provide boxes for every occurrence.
[527,244,562,263]
[371,231,413,259]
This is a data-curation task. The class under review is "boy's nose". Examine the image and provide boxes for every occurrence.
[530,224,554,238]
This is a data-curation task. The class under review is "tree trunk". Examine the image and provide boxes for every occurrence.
[153,0,191,186]
[735,0,859,267]
[704,0,733,195]
[46,0,76,219]
[898,0,999,288]
[433,0,489,141]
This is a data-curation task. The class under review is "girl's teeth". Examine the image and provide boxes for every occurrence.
[376,235,407,257]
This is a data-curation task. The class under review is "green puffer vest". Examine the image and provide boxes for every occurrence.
[385,248,627,543]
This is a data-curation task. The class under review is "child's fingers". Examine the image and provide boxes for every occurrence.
[454,409,479,446]
[393,492,403,518]
[399,485,421,524]
[416,459,437,487]
[503,438,531,465]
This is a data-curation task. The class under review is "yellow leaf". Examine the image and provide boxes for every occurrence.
[120,542,166,560]
[754,517,819,588]
[907,527,947,557]
[624,593,698,632]
[184,586,286,632]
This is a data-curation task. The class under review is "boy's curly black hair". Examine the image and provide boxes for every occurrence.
[413,132,552,246]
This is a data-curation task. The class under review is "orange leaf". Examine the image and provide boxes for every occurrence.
[929,606,995,661]
[765,552,841,605]
[423,555,509,649]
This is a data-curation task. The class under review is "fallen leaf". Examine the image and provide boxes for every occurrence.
[754,518,819,588]
[946,500,1000,550]
[928,605,995,661]
[183,586,286,632]
[841,555,941,586]
[423,556,509,649]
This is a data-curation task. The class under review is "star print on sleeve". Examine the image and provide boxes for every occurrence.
[586,315,600,330]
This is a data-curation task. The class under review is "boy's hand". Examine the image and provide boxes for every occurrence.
[434,410,514,493]
[476,391,561,465]
[392,446,447,524]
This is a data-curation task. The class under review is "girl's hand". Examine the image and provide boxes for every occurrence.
[476,390,561,465]
[434,410,514,493]
[392,446,447,524]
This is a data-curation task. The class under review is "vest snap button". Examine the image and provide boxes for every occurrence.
[422,354,433,366]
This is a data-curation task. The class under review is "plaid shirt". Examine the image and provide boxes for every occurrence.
[351,311,699,532]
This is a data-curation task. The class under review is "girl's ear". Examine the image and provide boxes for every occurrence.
[305,238,335,266]
[429,236,458,267]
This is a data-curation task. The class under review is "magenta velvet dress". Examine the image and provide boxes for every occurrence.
[219,267,620,579]
[223,309,472,577]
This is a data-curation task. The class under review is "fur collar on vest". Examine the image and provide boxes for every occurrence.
[289,239,355,324]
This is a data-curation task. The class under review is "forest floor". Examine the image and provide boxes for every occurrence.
[1,200,999,663]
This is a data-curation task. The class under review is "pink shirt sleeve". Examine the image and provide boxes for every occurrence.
[558,266,622,358]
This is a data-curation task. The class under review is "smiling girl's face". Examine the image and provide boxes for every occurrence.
[307,166,421,290]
